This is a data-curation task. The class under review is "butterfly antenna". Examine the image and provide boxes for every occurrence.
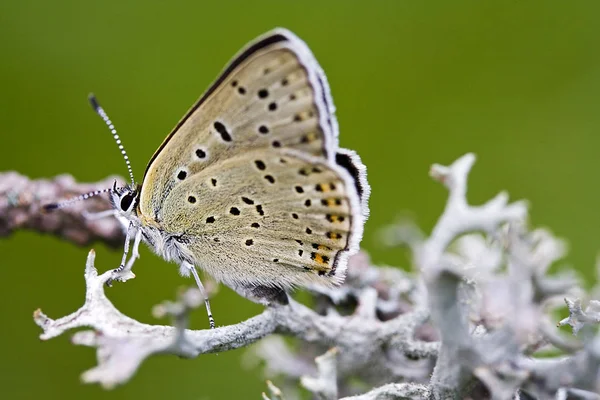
[43,186,114,211]
[88,94,136,185]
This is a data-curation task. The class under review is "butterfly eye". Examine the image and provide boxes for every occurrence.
[120,194,135,211]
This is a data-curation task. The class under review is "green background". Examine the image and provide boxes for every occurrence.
[1,1,600,399]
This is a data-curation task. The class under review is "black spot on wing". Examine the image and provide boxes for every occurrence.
[255,160,266,170]
[214,121,232,142]
[195,148,207,159]
[264,175,275,184]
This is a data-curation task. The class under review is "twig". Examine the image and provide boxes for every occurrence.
[24,153,600,399]
[557,298,600,335]
[0,171,124,247]
[300,348,339,400]
[418,154,527,398]
[340,382,431,400]
[33,250,435,389]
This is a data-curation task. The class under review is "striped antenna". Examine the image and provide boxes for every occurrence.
[43,187,114,211]
[88,94,136,185]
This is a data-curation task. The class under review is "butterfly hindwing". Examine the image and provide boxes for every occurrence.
[159,149,364,287]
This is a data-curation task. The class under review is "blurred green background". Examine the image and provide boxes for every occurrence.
[2,1,600,399]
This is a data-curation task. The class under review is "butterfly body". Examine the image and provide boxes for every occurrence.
[104,28,369,306]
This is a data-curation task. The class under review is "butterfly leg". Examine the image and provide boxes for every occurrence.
[116,221,135,272]
[106,222,136,286]
[82,209,117,220]
[182,261,216,329]
[122,229,142,273]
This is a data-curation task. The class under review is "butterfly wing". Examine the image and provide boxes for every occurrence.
[141,29,337,216]
[138,28,369,287]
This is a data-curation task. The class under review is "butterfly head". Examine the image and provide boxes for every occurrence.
[110,181,140,217]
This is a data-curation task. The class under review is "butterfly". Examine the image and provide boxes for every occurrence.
[47,28,369,328]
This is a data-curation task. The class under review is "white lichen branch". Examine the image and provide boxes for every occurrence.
[341,382,432,400]
[262,380,287,400]
[557,298,600,335]
[414,154,528,398]
[31,153,600,399]
[300,348,339,400]
[418,153,528,273]
[34,250,435,390]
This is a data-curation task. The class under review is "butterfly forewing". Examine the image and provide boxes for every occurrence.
[137,28,368,286]
[141,30,336,219]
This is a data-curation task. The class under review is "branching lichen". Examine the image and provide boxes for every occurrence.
[0,172,124,246]
[2,152,598,399]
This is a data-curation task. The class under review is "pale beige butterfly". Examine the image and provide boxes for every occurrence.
[47,28,369,328]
